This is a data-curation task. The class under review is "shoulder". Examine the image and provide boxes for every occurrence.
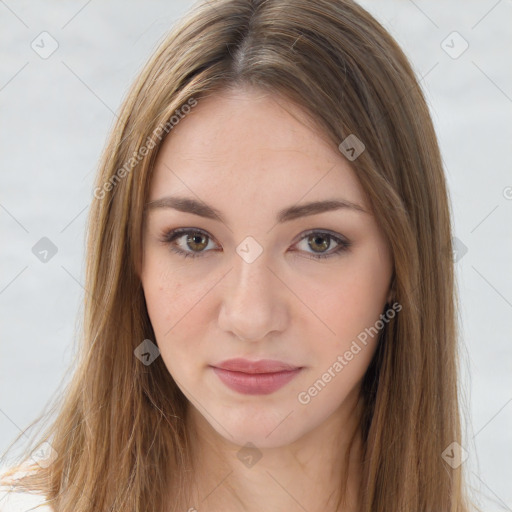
[0,465,54,512]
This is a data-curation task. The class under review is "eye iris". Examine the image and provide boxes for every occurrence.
[187,232,208,251]
[309,234,330,253]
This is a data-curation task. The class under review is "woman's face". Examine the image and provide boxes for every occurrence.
[141,87,393,448]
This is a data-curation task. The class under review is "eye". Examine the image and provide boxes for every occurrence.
[160,228,218,259]
[159,228,351,260]
[292,229,351,260]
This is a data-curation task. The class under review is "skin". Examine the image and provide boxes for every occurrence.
[140,86,394,512]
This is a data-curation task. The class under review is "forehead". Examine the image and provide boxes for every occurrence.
[149,87,368,211]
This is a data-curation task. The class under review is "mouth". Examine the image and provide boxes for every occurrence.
[210,358,303,395]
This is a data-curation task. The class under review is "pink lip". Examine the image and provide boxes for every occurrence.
[210,358,302,395]
[213,358,300,373]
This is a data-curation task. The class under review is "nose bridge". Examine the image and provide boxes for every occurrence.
[218,247,288,341]
[233,250,273,300]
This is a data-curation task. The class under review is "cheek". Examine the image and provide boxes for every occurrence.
[142,269,203,382]
[141,255,216,366]
[142,256,190,344]
[143,269,176,332]
[143,254,197,325]
[296,255,389,416]
[315,250,390,350]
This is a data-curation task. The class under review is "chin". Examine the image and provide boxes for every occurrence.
[212,409,307,449]
[226,427,301,450]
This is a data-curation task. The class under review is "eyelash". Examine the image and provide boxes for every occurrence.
[159,228,351,260]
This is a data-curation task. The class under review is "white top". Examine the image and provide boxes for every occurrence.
[0,465,54,512]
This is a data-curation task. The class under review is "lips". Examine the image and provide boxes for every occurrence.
[210,358,303,395]
[213,358,300,373]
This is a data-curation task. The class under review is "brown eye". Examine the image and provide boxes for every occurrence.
[161,228,217,259]
[186,232,209,252]
[161,228,350,261]
[294,230,351,260]
[308,233,331,253]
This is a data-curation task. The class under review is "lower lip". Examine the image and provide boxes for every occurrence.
[211,367,302,395]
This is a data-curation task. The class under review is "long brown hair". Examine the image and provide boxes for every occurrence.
[1,0,475,510]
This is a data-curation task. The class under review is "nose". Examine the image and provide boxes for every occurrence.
[217,251,289,342]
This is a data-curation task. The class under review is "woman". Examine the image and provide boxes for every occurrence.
[0,0,475,510]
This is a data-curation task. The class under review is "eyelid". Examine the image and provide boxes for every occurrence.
[292,228,349,245]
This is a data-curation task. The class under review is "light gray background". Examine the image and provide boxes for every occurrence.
[1,1,511,510]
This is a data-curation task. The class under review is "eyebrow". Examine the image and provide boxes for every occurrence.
[144,195,368,223]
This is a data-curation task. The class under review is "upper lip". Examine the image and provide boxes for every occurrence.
[212,358,301,374]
